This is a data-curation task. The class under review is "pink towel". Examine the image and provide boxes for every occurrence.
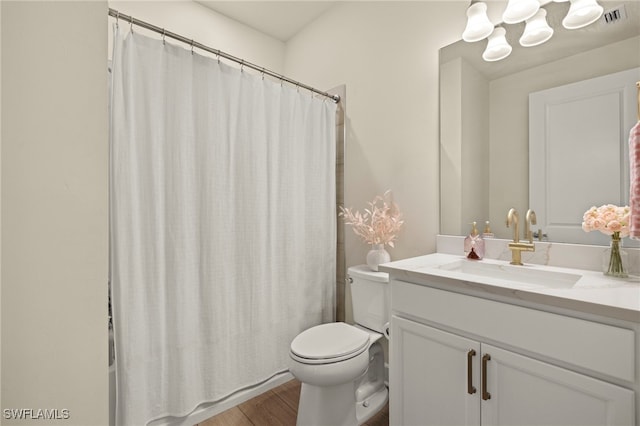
[630,121,640,239]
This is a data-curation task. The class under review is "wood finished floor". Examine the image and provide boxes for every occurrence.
[198,379,389,426]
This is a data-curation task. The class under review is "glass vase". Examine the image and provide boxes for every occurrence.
[366,244,390,272]
[603,232,628,278]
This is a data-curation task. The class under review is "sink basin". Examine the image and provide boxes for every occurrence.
[432,259,582,289]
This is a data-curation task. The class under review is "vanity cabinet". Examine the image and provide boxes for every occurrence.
[389,279,636,426]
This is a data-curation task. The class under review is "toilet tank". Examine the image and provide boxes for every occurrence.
[348,265,389,333]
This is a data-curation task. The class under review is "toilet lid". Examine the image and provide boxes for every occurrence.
[290,322,370,361]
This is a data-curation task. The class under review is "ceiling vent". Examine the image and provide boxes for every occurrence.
[602,4,627,24]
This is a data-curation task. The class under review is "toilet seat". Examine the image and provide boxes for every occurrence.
[290,322,370,365]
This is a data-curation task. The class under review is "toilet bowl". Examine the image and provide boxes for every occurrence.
[288,266,389,426]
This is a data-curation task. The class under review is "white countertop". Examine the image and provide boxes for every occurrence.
[380,253,640,323]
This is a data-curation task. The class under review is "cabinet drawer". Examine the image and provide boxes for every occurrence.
[392,279,635,382]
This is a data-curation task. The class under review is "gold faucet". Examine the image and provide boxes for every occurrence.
[506,208,536,265]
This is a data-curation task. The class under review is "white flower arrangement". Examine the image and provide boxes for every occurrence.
[339,190,404,247]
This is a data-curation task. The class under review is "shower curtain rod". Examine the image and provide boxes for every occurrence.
[108,8,340,103]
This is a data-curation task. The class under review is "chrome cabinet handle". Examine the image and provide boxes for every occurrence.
[481,353,491,400]
[467,349,477,395]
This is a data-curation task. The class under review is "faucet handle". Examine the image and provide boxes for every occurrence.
[525,209,537,243]
[533,229,548,242]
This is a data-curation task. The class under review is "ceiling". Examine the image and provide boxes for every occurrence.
[195,1,337,42]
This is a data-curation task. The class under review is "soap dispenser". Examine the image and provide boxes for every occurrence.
[464,222,485,260]
[482,221,494,238]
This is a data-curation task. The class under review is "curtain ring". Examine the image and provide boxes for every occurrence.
[115,11,120,27]
[162,28,166,45]
[240,60,245,72]
[216,49,221,64]
[191,39,194,55]
[261,67,265,80]
[130,18,133,33]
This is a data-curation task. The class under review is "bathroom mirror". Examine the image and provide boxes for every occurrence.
[439,0,640,244]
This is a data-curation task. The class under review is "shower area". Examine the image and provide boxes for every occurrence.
[107,9,346,426]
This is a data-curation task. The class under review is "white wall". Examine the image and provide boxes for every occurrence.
[284,1,467,267]
[440,58,464,238]
[440,57,491,236]
[1,2,109,425]
[108,1,286,72]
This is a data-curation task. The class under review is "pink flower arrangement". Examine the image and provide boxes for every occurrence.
[581,204,630,237]
[339,190,404,247]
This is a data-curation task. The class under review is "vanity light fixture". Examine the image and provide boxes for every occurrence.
[463,0,605,62]
[482,27,513,62]
[462,1,494,42]
[519,8,554,46]
[502,0,540,24]
[562,0,604,29]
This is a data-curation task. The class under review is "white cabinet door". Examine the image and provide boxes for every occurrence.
[391,317,635,426]
[390,316,481,426]
[481,344,635,426]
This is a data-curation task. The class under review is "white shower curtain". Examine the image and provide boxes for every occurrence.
[110,27,336,426]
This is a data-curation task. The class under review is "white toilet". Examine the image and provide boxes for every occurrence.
[288,265,389,426]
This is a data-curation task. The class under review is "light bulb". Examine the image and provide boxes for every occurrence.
[462,2,494,42]
[482,27,512,61]
[520,8,554,47]
[502,0,540,24]
[562,0,604,29]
